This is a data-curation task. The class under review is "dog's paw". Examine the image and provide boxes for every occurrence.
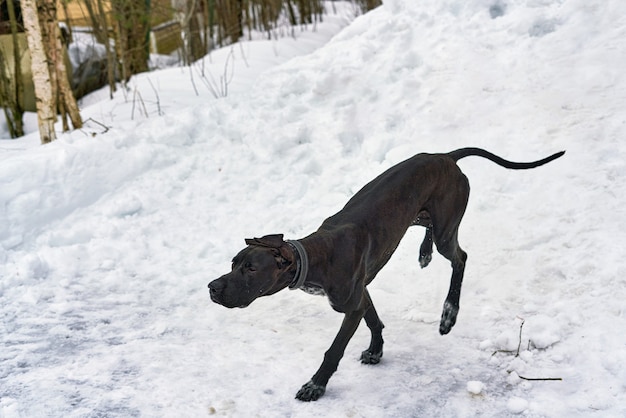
[360,349,383,365]
[439,301,459,335]
[295,381,326,402]
[419,253,432,268]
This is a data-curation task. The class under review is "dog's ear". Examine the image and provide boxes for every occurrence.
[277,245,295,266]
[271,247,294,268]
[245,234,285,248]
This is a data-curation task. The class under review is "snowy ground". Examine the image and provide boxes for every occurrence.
[2,0,626,416]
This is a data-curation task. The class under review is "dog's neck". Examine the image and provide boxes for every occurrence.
[286,240,309,290]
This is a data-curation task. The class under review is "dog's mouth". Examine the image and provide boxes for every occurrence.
[212,298,251,309]
[209,286,253,309]
[208,289,221,304]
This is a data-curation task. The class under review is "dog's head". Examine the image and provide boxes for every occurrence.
[208,234,296,308]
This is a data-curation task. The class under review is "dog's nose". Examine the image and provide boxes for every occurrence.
[208,280,223,296]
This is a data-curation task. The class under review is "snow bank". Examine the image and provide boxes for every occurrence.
[2,0,626,416]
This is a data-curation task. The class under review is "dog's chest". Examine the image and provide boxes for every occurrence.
[300,284,326,297]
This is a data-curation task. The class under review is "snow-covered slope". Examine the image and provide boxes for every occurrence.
[1,0,625,416]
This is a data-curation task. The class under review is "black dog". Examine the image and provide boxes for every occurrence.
[208,147,564,401]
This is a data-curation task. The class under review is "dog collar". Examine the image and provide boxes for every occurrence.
[286,240,309,290]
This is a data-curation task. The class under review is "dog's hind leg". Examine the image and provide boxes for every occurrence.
[419,227,433,268]
[414,210,434,268]
[432,173,470,335]
[360,290,384,365]
[436,232,467,335]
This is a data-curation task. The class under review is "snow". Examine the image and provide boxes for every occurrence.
[466,380,485,395]
[1,0,626,416]
[507,397,529,414]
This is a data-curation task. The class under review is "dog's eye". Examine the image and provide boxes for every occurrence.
[244,262,256,272]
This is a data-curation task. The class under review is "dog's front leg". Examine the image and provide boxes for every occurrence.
[295,308,365,401]
[360,289,384,364]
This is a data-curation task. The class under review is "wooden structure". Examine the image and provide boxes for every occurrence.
[56,0,182,55]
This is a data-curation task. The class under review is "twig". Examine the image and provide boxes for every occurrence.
[518,375,562,381]
[515,319,525,357]
[492,349,513,357]
[494,318,563,382]
[222,48,235,97]
[238,42,249,68]
[492,318,526,357]
[193,48,235,99]
[146,78,163,116]
[188,63,199,96]
[131,88,148,120]
[82,117,110,136]
[194,61,220,98]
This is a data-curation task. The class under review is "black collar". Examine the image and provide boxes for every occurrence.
[286,240,309,290]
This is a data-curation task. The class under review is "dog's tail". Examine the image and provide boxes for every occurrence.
[448,147,565,169]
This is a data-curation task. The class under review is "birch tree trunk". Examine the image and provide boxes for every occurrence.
[38,0,83,131]
[20,0,57,144]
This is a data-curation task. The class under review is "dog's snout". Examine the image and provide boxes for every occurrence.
[208,280,226,304]
[208,280,223,294]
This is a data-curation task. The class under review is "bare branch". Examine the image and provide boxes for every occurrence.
[515,318,525,357]
[518,375,562,382]
[492,318,526,357]
[83,117,111,134]
[494,318,563,382]
[147,78,163,116]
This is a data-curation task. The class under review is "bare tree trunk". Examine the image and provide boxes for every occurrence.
[96,0,117,98]
[38,0,83,131]
[112,0,151,81]
[201,0,212,53]
[0,49,20,138]
[179,0,204,64]
[181,0,208,65]
[214,0,242,44]
[3,0,25,137]
[207,0,214,47]
[285,0,297,26]
[20,0,56,143]
[84,0,108,44]
[357,0,381,12]
[188,0,204,61]
[37,0,58,122]
[55,32,83,130]
[59,0,73,42]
